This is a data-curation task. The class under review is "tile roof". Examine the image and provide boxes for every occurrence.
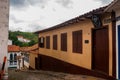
[20,47,30,52]
[20,44,38,52]
[35,6,107,34]
[8,45,20,52]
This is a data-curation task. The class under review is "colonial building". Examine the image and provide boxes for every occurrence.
[105,0,120,79]
[0,0,9,72]
[8,45,23,69]
[35,5,116,79]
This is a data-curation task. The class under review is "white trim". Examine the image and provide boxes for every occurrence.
[116,19,120,79]
[116,24,118,79]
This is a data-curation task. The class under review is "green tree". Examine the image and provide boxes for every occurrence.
[28,40,36,46]
[9,31,38,47]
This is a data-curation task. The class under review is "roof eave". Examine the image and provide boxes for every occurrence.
[34,6,106,34]
[104,0,118,12]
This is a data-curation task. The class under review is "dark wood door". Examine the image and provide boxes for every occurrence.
[92,27,109,74]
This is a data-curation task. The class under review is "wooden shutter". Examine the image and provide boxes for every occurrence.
[72,31,77,52]
[53,35,57,50]
[61,33,67,51]
[39,38,41,47]
[77,30,82,53]
[46,36,50,49]
[72,30,82,53]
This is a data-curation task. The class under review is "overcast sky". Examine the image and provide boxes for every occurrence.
[9,0,113,32]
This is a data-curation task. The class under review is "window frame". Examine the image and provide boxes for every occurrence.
[53,35,57,50]
[72,30,82,53]
[61,33,67,51]
[46,36,50,49]
[39,37,45,48]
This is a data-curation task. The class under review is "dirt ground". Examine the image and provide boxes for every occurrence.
[8,69,106,80]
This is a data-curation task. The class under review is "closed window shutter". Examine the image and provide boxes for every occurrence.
[39,38,41,47]
[61,34,64,51]
[53,35,57,50]
[43,37,45,48]
[77,30,82,53]
[46,36,50,49]
[72,30,82,53]
[73,31,77,52]
[64,34,67,51]
[61,33,67,51]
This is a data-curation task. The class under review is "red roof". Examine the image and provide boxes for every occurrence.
[8,45,20,52]
[20,44,38,52]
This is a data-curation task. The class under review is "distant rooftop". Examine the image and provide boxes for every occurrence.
[20,44,38,52]
[8,45,20,52]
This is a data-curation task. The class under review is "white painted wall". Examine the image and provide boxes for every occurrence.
[24,61,29,68]
[0,0,9,72]
[8,40,12,45]
[23,39,30,43]
[18,37,24,42]
[116,13,120,78]
[8,52,23,69]
[23,52,29,68]
[18,37,30,43]
[116,20,119,79]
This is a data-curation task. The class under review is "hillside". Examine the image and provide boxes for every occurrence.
[9,31,38,47]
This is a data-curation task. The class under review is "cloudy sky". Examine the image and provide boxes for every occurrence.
[9,0,113,32]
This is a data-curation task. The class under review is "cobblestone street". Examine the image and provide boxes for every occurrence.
[8,69,105,80]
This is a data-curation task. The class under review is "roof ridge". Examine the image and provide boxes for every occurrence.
[35,6,107,34]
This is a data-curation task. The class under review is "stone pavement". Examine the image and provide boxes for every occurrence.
[9,69,106,80]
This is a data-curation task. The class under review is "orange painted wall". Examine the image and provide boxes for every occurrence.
[38,13,113,76]
[29,53,37,69]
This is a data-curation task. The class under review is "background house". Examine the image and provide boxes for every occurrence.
[8,45,23,69]
[17,36,30,43]
[0,0,9,72]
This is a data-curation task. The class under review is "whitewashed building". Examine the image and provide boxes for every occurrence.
[17,36,30,43]
[20,47,30,68]
[0,0,9,72]
[8,45,23,69]
[8,39,12,45]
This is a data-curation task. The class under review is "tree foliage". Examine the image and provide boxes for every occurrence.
[9,31,38,47]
